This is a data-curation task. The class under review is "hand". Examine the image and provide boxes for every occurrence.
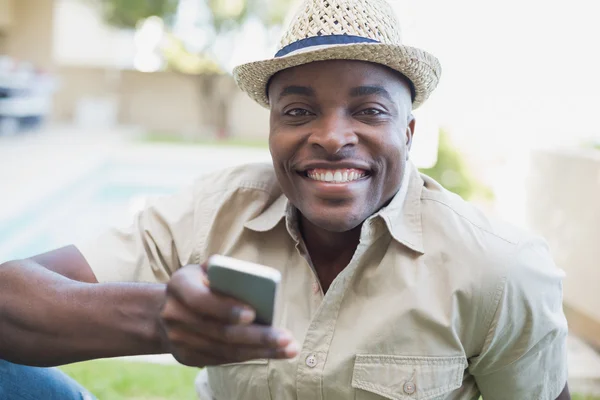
[159,263,299,367]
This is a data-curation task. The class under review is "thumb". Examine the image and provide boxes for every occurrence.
[199,261,209,286]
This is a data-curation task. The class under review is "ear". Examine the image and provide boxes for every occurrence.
[406,115,416,153]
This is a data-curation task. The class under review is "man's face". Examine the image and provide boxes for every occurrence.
[268,60,415,232]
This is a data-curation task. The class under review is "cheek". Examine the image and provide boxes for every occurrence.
[268,115,286,157]
[375,129,407,162]
[376,132,407,192]
[269,129,299,174]
[268,129,286,160]
[388,128,410,160]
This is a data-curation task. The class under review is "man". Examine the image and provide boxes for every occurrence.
[0,0,570,398]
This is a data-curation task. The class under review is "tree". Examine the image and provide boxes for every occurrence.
[419,130,494,202]
[93,0,294,33]
[94,0,180,29]
[89,0,295,138]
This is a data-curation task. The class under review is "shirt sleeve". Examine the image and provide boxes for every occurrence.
[75,182,198,284]
[469,237,569,400]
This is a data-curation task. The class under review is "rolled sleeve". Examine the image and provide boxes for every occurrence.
[76,183,197,284]
[470,237,569,400]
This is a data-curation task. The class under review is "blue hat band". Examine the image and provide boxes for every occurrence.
[275,35,379,58]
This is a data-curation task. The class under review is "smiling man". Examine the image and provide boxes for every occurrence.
[0,0,570,399]
[266,60,417,292]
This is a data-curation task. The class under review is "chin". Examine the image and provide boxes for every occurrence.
[304,208,365,233]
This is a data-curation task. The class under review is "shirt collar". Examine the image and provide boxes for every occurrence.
[243,193,288,232]
[244,162,424,254]
[377,162,425,254]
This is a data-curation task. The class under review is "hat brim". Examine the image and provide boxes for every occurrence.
[233,42,441,110]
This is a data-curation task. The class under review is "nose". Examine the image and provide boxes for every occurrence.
[307,112,358,155]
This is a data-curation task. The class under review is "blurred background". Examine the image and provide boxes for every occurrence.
[0,0,599,398]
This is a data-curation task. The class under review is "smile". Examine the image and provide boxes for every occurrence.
[303,168,369,184]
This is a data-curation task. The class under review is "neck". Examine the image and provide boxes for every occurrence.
[300,216,361,256]
[298,215,361,291]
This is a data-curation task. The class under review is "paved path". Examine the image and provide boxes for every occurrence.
[0,126,271,223]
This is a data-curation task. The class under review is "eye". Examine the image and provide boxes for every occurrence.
[285,108,314,117]
[355,108,384,116]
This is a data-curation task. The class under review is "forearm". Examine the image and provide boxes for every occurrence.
[0,259,168,366]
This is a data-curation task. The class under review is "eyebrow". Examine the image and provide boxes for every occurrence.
[349,85,394,102]
[278,85,315,100]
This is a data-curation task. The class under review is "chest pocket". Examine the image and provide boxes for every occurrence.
[352,355,467,400]
[206,359,270,400]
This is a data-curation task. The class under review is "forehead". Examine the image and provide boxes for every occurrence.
[268,60,413,98]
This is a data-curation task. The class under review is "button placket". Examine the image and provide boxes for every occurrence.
[295,242,369,400]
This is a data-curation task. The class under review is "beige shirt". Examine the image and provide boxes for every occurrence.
[79,162,568,400]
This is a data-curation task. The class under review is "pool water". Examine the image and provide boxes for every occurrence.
[0,161,201,261]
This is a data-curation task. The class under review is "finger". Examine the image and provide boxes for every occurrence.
[210,322,295,348]
[167,315,295,348]
[198,262,209,286]
[161,297,203,327]
[200,261,208,274]
[161,299,276,346]
[167,265,255,324]
[161,300,294,348]
[168,328,299,363]
[171,346,221,368]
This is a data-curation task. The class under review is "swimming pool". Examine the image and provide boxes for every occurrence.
[0,160,210,261]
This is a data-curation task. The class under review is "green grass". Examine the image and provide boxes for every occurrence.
[59,359,199,400]
[141,131,268,149]
[59,359,600,400]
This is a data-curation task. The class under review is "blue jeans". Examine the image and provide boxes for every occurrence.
[0,359,96,400]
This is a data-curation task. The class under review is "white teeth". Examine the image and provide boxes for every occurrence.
[307,169,366,183]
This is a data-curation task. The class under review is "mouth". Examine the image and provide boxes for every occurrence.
[298,168,371,184]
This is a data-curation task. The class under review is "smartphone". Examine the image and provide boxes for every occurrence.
[206,254,281,326]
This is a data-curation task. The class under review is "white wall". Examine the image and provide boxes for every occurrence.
[0,0,14,29]
[527,149,600,328]
[52,0,136,68]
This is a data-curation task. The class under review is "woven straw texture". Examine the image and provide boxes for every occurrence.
[233,0,441,109]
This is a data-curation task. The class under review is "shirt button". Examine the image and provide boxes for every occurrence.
[403,381,416,395]
[305,354,317,368]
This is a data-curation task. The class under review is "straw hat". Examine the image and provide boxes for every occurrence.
[233,0,441,110]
